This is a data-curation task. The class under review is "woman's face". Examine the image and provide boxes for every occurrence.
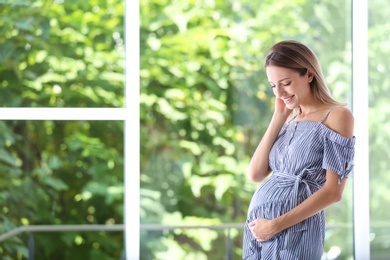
[266,65,313,109]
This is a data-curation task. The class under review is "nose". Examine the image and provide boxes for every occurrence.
[273,85,285,98]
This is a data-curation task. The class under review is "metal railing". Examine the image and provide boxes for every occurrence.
[0,224,125,260]
[0,223,244,260]
[2,222,372,259]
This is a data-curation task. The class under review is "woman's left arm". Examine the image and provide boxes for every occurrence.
[249,106,354,241]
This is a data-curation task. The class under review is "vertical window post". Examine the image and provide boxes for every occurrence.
[352,0,370,259]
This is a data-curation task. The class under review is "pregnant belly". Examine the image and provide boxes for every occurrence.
[247,177,304,218]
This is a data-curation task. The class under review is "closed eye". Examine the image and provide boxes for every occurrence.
[282,82,291,87]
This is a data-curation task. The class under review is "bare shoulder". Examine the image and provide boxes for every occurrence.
[325,106,354,138]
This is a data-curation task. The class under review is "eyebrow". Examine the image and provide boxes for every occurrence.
[278,77,291,82]
[269,77,291,84]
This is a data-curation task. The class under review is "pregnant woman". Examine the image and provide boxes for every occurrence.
[242,40,356,259]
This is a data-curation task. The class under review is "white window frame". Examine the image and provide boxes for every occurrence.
[352,0,370,259]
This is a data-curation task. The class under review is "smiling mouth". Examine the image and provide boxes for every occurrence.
[283,95,295,104]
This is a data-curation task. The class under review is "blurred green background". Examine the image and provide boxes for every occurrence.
[1,0,390,259]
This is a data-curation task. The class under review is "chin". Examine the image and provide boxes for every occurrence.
[286,103,297,110]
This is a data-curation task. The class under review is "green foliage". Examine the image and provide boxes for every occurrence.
[3,0,389,259]
[140,0,354,259]
[0,0,125,259]
[0,0,124,108]
[367,0,390,257]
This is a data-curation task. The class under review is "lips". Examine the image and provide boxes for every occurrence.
[283,95,295,104]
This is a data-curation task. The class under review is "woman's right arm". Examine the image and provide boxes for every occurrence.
[247,99,291,182]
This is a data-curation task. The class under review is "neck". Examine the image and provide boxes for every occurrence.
[297,96,326,116]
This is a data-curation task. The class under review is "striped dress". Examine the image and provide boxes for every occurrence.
[242,110,355,260]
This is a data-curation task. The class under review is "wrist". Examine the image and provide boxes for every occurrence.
[273,215,286,234]
[271,112,290,125]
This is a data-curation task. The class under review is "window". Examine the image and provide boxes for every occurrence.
[139,0,355,259]
[0,1,127,259]
[367,0,390,258]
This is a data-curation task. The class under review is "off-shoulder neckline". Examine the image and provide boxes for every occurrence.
[285,121,355,141]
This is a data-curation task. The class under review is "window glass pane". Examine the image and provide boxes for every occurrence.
[140,1,352,259]
[0,1,124,108]
[0,120,124,259]
[368,1,390,258]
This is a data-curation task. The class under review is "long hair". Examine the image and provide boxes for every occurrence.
[264,40,344,115]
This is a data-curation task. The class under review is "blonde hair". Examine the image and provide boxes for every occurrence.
[265,40,344,115]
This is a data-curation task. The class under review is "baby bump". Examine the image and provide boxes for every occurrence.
[248,178,297,220]
[248,177,295,213]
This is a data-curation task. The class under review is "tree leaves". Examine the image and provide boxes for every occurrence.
[0,43,16,63]
[140,0,356,258]
[0,0,125,259]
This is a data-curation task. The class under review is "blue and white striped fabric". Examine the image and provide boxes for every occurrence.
[243,111,355,260]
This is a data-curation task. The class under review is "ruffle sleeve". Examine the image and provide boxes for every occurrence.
[322,130,356,184]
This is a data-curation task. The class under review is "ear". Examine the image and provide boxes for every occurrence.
[307,70,314,83]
